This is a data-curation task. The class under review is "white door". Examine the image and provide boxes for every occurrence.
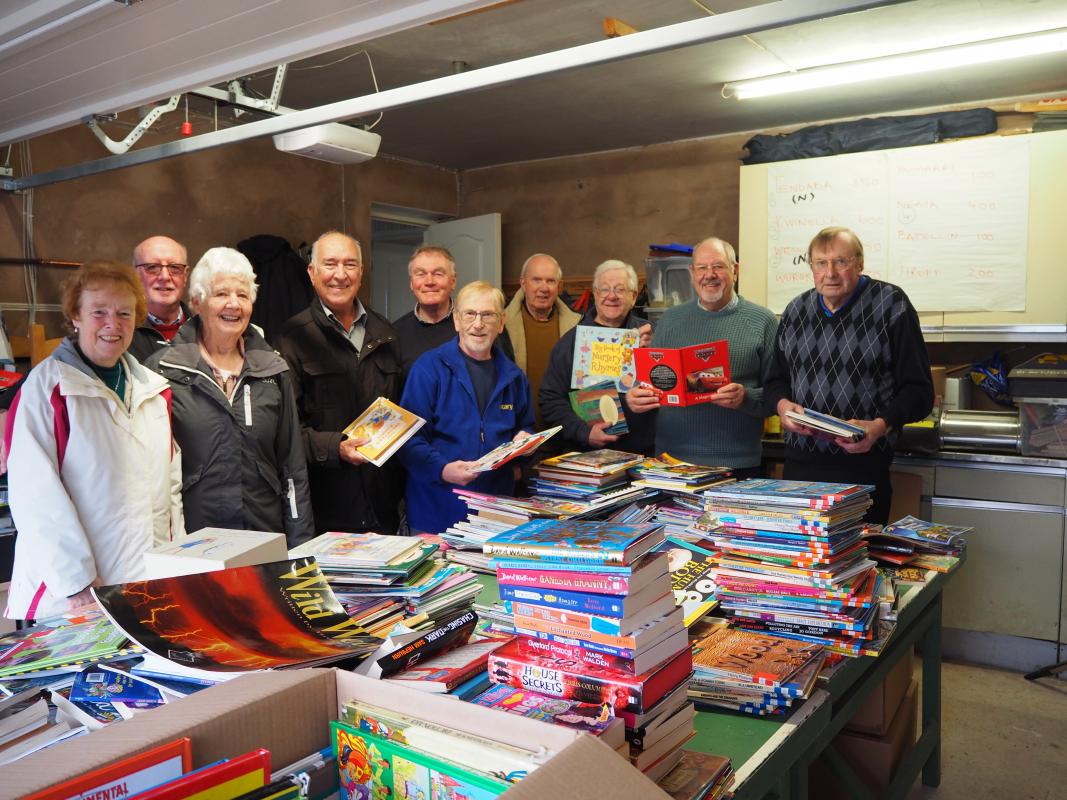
[423,213,501,292]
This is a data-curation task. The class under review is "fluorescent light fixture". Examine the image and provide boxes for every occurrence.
[726,28,1067,99]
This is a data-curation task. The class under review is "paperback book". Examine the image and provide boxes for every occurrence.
[633,340,730,407]
[342,396,426,467]
[569,380,629,436]
[0,616,137,680]
[484,518,665,566]
[570,325,641,391]
[783,408,866,442]
[469,684,624,748]
[385,636,513,693]
[470,426,562,473]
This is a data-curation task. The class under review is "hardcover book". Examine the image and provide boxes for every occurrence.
[0,616,137,679]
[495,551,670,597]
[332,719,507,800]
[24,739,191,800]
[92,558,381,678]
[484,519,665,566]
[568,380,629,436]
[783,408,866,442]
[511,606,684,652]
[342,396,426,467]
[385,636,512,693]
[469,684,624,749]
[570,325,641,391]
[487,638,692,714]
[513,629,689,677]
[498,578,669,617]
[633,340,730,407]
[506,593,677,637]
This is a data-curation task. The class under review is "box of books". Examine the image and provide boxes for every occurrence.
[3,668,673,800]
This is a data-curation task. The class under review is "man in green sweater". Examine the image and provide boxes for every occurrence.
[626,237,778,475]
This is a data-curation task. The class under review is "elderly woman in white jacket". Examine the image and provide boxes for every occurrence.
[4,260,183,621]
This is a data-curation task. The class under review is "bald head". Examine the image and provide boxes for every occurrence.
[132,235,189,322]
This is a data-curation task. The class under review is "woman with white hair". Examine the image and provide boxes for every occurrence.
[146,247,314,545]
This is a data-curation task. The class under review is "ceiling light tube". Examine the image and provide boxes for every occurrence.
[726,28,1067,99]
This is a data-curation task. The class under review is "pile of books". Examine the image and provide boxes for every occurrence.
[704,478,882,658]
[688,622,825,715]
[628,454,733,495]
[478,518,697,782]
[531,449,646,504]
[863,515,969,573]
[291,532,482,626]
[442,489,591,557]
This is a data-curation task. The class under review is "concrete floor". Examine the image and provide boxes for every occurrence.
[905,659,1067,800]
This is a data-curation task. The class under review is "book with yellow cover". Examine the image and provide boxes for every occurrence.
[342,397,425,467]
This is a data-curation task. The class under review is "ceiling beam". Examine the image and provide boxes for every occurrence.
[2,0,910,191]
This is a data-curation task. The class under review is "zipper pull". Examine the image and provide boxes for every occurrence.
[243,384,252,426]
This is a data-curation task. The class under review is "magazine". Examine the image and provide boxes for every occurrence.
[570,325,641,391]
[469,426,562,473]
[342,397,426,467]
[92,558,381,678]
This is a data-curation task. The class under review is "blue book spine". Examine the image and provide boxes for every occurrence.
[490,558,635,575]
[498,585,627,617]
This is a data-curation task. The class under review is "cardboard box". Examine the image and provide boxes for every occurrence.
[844,646,913,737]
[810,679,918,800]
[143,528,288,578]
[3,668,672,800]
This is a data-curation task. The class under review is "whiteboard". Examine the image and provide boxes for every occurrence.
[765,137,1030,313]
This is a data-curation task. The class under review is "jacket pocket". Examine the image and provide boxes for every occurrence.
[301,361,348,416]
[255,459,283,496]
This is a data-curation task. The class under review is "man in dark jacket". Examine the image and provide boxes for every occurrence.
[277,231,405,534]
[539,259,655,456]
[393,245,458,375]
[128,235,192,363]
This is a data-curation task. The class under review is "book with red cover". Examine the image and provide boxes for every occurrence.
[633,340,730,407]
[127,748,270,800]
[470,685,624,749]
[385,636,513,693]
[514,626,690,676]
[25,738,192,800]
[487,638,692,714]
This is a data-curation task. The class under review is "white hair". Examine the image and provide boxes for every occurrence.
[592,259,638,292]
[311,231,362,265]
[189,247,258,304]
[520,253,562,281]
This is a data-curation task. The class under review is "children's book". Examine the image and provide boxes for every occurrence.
[469,426,562,473]
[654,537,719,627]
[483,518,665,566]
[289,531,423,568]
[385,636,513,693]
[342,396,426,467]
[70,664,168,708]
[570,325,641,391]
[487,638,692,714]
[0,616,137,679]
[704,478,875,510]
[783,408,866,442]
[24,738,191,800]
[92,558,381,679]
[882,515,971,548]
[367,609,478,679]
[125,748,269,800]
[569,380,629,436]
[690,627,823,689]
[633,340,730,407]
[332,719,507,800]
[143,528,288,579]
[469,684,624,749]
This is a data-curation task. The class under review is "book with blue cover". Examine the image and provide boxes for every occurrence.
[483,519,664,566]
[704,478,875,510]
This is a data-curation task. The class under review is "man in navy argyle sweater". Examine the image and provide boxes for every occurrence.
[766,226,934,523]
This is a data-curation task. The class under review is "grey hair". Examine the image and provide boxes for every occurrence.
[189,247,258,304]
[408,245,456,277]
[520,253,562,281]
[592,259,638,292]
[311,231,362,265]
[691,237,738,267]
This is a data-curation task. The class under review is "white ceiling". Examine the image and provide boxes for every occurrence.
[3,0,1067,172]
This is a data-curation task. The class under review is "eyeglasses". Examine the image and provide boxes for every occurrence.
[459,310,501,324]
[320,259,362,273]
[136,262,188,277]
[691,262,732,275]
[811,256,857,271]
[593,285,633,297]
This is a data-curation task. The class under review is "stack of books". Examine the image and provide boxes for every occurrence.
[480,519,696,782]
[648,493,708,542]
[688,622,825,715]
[863,515,969,572]
[704,479,882,658]
[530,450,646,504]
[442,489,590,556]
[628,455,733,495]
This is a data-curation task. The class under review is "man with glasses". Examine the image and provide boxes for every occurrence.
[626,237,778,475]
[767,226,933,523]
[393,245,458,375]
[399,281,533,534]
[502,253,581,426]
[128,235,191,362]
[277,231,405,534]
[539,259,655,455]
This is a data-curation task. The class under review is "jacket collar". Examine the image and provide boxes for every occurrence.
[52,337,168,405]
[309,297,396,350]
[159,316,287,379]
[578,307,649,329]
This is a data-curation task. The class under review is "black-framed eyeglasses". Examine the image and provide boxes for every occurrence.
[136,262,188,277]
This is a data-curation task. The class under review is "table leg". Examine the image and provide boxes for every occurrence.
[920,593,942,788]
